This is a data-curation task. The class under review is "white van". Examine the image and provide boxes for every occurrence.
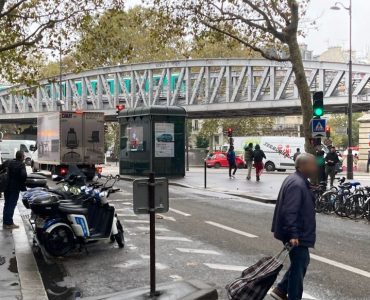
[0,140,37,165]
[223,136,306,172]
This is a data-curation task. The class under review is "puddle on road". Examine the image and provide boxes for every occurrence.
[8,256,18,273]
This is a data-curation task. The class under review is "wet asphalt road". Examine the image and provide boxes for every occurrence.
[22,177,370,300]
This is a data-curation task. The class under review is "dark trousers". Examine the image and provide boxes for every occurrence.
[3,191,20,225]
[229,163,237,177]
[325,165,336,187]
[277,246,310,300]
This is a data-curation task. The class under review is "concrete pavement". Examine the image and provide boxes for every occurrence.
[0,198,48,300]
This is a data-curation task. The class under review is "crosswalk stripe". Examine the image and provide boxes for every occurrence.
[176,248,221,255]
[205,221,258,238]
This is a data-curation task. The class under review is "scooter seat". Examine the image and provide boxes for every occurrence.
[59,206,88,215]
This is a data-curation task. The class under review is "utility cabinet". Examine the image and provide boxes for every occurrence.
[117,106,186,177]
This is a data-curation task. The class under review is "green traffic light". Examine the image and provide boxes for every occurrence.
[314,107,324,117]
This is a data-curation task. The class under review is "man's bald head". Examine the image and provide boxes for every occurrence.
[295,153,318,178]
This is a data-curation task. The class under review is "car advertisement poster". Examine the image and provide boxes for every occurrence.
[155,123,174,157]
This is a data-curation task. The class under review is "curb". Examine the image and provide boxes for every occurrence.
[105,174,276,204]
[12,206,48,300]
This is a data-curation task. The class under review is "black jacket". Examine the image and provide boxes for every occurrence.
[271,171,316,248]
[0,159,27,192]
[325,152,339,167]
[253,149,266,163]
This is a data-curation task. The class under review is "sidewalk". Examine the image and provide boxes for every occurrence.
[0,198,48,300]
[102,164,280,203]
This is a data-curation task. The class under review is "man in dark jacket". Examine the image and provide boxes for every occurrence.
[244,143,254,180]
[0,151,27,229]
[270,153,317,300]
[227,146,237,178]
[325,146,339,187]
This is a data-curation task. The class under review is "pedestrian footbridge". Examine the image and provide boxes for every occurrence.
[1,58,370,122]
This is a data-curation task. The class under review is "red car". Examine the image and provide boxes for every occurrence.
[206,152,245,169]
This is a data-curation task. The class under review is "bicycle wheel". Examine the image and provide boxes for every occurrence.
[334,194,348,217]
[345,194,365,220]
[320,191,337,214]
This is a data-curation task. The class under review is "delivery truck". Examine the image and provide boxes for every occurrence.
[32,111,105,180]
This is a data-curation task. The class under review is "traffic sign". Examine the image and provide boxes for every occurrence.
[312,118,327,138]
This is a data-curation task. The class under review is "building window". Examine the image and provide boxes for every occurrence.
[214,135,219,145]
[193,120,199,131]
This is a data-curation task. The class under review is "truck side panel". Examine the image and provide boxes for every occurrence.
[60,112,84,164]
[37,112,61,164]
[83,112,105,164]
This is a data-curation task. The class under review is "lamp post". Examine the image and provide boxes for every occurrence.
[331,0,353,179]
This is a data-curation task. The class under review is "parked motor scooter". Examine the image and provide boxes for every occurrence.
[26,175,124,257]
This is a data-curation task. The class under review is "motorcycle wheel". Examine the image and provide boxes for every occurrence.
[44,226,75,257]
[115,220,125,248]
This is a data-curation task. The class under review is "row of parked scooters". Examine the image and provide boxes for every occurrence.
[22,173,124,257]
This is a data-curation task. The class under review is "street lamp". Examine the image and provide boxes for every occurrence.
[331,0,353,179]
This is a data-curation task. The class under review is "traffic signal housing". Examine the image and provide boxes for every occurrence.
[227,128,233,137]
[313,91,324,117]
[326,125,331,138]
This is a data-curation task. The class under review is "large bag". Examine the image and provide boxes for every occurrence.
[0,167,9,192]
[225,246,289,300]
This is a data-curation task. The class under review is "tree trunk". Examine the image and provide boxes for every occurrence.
[288,39,315,154]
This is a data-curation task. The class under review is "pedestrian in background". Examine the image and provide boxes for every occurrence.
[325,146,339,187]
[227,146,237,179]
[0,151,27,229]
[353,153,359,171]
[293,148,301,161]
[253,144,266,182]
[367,150,370,173]
[316,150,326,183]
[271,153,317,300]
[244,143,254,180]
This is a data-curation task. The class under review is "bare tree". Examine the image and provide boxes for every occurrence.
[0,0,124,83]
[152,0,314,152]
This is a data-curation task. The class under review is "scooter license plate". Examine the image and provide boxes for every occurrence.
[35,218,45,228]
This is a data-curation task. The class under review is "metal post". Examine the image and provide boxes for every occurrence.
[148,173,159,298]
[204,159,207,189]
[59,39,63,112]
[186,119,189,172]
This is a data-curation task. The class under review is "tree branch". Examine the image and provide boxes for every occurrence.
[199,19,290,62]
[0,0,27,18]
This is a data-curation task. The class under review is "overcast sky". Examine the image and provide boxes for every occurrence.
[304,0,369,56]
[125,0,370,57]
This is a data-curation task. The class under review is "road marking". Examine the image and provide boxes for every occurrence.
[137,226,170,232]
[169,208,191,217]
[204,263,245,272]
[156,236,192,242]
[117,214,137,217]
[169,275,183,281]
[157,214,176,221]
[155,263,168,270]
[176,248,221,255]
[140,254,150,259]
[311,253,370,279]
[122,202,133,206]
[205,221,258,238]
[124,220,149,224]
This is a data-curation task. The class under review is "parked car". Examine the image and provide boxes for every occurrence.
[206,152,245,169]
[156,134,173,142]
